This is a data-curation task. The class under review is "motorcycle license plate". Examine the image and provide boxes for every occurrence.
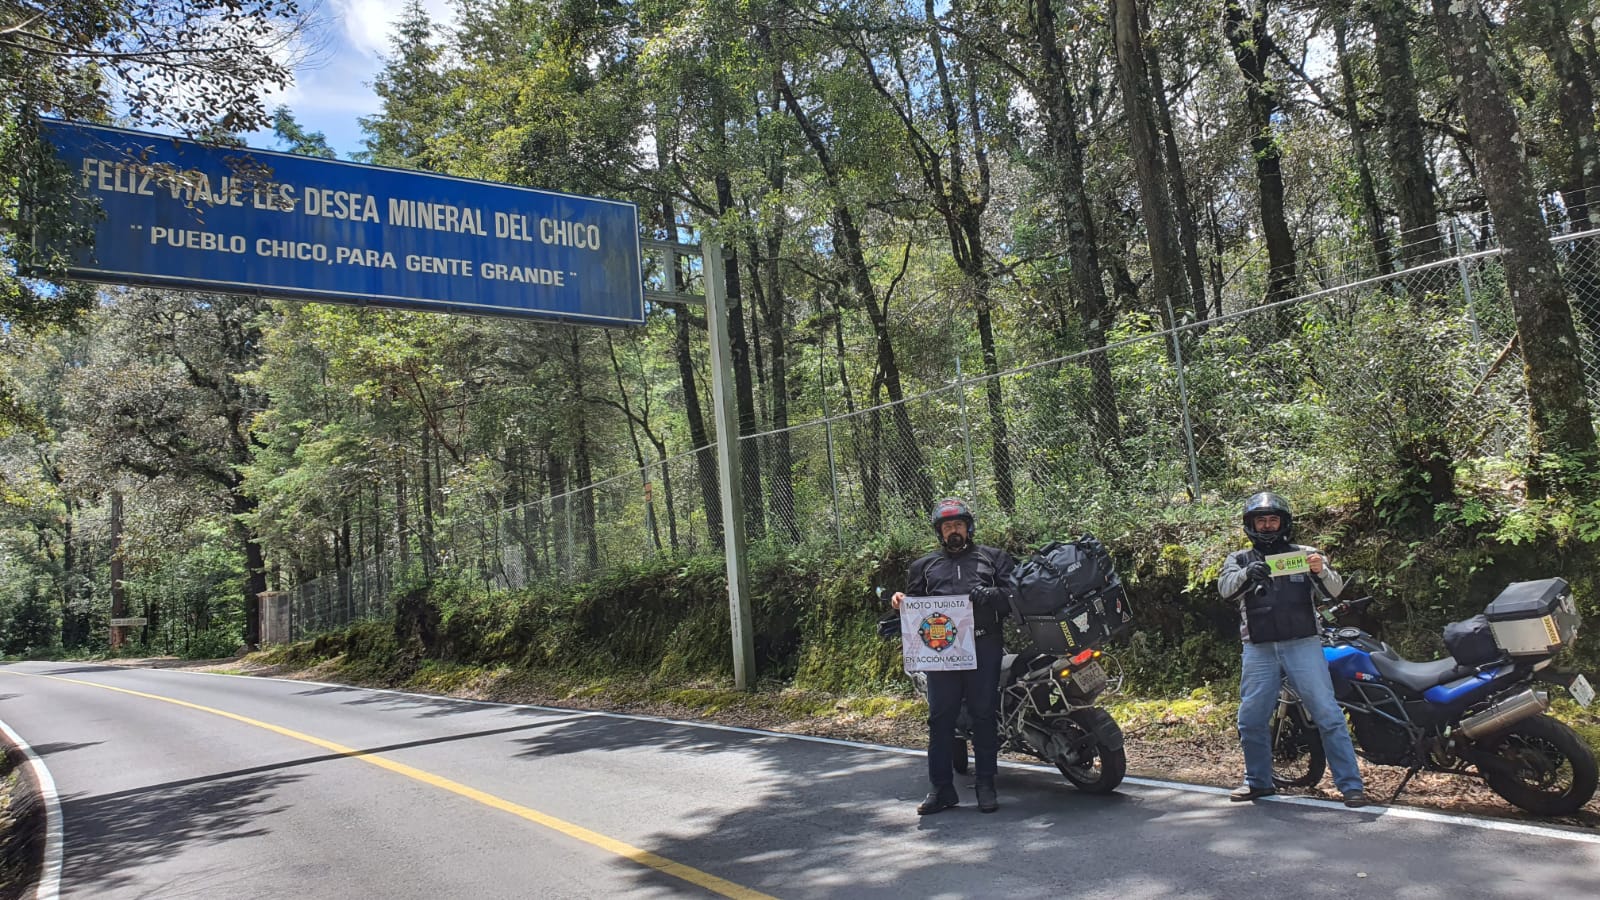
[1071,660,1107,693]
[1571,673,1595,709]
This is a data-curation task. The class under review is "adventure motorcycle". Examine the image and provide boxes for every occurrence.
[921,639,1128,793]
[1270,581,1599,816]
[881,591,1129,794]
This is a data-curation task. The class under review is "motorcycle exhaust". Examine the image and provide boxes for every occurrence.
[1457,688,1550,740]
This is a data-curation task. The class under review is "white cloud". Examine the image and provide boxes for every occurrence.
[337,0,456,60]
[256,0,457,155]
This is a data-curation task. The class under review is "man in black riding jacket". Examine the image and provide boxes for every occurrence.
[892,498,1017,815]
[1219,491,1369,808]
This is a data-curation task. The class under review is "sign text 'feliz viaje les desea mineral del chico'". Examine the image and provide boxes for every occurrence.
[33,120,644,325]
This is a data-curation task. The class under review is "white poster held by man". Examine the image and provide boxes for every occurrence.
[900,594,978,673]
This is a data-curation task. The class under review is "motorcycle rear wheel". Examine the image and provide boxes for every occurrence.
[1269,698,1327,789]
[1053,708,1127,794]
[1479,714,1598,817]
[952,737,970,774]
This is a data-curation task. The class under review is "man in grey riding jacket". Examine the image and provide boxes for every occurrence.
[1219,491,1369,808]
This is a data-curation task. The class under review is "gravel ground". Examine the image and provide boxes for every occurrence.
[96,655,1600,830]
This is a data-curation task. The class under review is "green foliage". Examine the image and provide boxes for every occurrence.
[6,0,1600,705]
[179,628,245,660]
[0,572,59,657]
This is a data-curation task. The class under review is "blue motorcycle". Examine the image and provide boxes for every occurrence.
[1270,581,1598,816]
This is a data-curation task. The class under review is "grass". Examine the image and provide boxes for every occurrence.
[0,755,38,898]
[236,644,930,729]
[236,634,1600,766]
[1104,685,1236,740]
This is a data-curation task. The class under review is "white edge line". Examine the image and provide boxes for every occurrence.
[0,715,64,900]
[129,666,1600,846]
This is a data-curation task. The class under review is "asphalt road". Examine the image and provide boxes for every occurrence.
[3,660,1599,899]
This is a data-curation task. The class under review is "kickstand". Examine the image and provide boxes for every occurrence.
[1388,765,1421,803]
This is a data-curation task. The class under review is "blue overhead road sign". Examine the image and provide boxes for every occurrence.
[33,120,644,325]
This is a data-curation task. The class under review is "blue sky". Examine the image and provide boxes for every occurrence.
[261,0,455,158]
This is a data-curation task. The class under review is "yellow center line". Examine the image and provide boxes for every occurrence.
[4,670,776,900]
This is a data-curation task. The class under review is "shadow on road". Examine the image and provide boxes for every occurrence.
[31,664,120,676]
[488,712,1600,900]
[295,684,513,719]
[52,716,590,895]
[25,740,102,758]
[59,771,300,895]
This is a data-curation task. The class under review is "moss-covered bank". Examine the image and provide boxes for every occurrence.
[263,502,1600,699]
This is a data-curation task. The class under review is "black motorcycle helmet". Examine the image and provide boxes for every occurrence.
[1242,491,1293,550]
[930,497,976,544]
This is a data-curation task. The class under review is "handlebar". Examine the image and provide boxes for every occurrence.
[1318,595,1374,624]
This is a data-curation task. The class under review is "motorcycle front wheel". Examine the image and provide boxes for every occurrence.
[1269,695,1327,789]
[1479,714,1599,816]
[1053,708,1127,794]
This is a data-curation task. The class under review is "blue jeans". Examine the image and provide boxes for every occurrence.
[1238,636,1365,793]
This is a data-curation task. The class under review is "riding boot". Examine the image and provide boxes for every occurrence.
[917,784,960,815]
[975,778,998,813]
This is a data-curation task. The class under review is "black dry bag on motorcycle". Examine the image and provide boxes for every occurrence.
[1443,614,1502,666]
[1012,534,1133,654]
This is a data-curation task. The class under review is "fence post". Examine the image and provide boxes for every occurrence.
[564,495,576,578]
[819,352,843,548]
[955,356,978,498]
[1450,217,1483,349]
[1164,295,1203,499]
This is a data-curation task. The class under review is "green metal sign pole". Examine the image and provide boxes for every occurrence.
[701,242,756,689]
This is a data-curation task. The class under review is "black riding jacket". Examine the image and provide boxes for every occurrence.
[906,544,1018,634]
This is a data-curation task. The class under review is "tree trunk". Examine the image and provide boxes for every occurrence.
[1030,0,1122,450]
[757,204,799,542]
[606,332,663,553]
[657,135,723,550]
[1432,0,1598,485]
[1532,0,1600,342]
[569,329,600,567]
[714,162,766,540]
[109,489,125,650]
[394,455,410,567]
[548,446,570,574]
[1111,0,1194,327]
[1224,0,1298,317]
[1335,17,1396,277]
[919,0,1013,513]
[1141,3,1207,318]
[837,212,934,516]
[834,309,881,529]
[771,51,932,515]
[420,427,436,576]
[230,490,267,646]
[676,308,723,549]
[337,509,352,622]
[1373,0,1444,268]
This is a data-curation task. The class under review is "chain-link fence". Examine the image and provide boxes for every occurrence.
[282,446,721,638]
[277,224,1600,640]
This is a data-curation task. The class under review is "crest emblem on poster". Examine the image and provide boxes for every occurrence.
[919,612,958,651]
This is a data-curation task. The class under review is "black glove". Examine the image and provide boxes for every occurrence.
[970,585,1005,608]
[1245,561,1272,583]
[960,582,998,602]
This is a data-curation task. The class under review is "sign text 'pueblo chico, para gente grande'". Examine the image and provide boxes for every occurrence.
[38,120,644,325]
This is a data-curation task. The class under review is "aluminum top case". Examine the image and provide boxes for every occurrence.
[1483,577,1580,657]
